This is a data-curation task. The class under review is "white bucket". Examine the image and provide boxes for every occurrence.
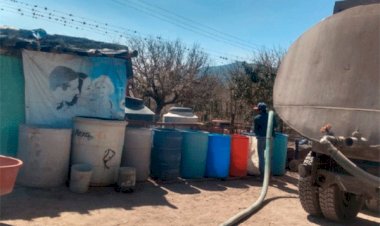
[17,125,72,187]
[121,127,152,181]
[117,167,136,189]
[71,117,127,186]
[247,136,260,176]
[69,163,93,193]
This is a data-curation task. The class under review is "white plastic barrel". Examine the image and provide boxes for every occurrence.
[69,163,93,193]
[71,117,127,186]
[247,136,260,176]
[16,125,72,187]
[121,127,152,181]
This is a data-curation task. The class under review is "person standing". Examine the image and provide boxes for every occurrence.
[252,102,277,175]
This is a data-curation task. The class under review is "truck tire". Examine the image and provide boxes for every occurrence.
[319,185,364,221]
[298,153,322,216]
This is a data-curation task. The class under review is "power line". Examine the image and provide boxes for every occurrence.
[129,0,264,49]
[0,4,109,37]
[113,0,257,53]
[1,0,252,64]
[2,0,139,39]
[117,0,258,52]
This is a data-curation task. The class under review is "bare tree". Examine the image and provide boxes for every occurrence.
[224,63,253,129]
[244,47,285,109]
[179,71,225,121]
[126,37,209,116]
[223,48,285,130]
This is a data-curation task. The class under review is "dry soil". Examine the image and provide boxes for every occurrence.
[0,172,379,226]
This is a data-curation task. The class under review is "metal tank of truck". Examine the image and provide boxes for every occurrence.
[273,2,380,222]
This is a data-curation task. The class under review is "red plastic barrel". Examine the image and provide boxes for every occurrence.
[229,135,249,177]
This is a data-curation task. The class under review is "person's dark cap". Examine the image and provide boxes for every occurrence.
[254,102,267,111]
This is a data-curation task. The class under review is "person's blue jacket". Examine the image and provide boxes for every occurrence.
[253,111,277,137]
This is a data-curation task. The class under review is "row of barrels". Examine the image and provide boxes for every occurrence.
[15,117,287,188]
[147,128,288,181]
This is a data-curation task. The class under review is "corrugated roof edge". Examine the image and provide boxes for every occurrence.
[0,27,137,59]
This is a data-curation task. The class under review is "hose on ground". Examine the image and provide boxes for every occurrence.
[220,110,274,226]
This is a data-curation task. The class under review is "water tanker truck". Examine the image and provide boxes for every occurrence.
[273,2,380,222]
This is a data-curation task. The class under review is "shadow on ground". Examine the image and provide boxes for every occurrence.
[0,174,298,221]
[0,180,176,221]
[307,214,379,226]
[231,196,299,225]
[270,174,299,195]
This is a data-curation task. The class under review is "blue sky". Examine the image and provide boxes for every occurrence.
[1,0,336,65]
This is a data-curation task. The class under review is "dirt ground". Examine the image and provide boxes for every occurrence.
[0,172,379,226]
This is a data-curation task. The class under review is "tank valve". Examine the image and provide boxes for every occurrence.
[344,130,369,147]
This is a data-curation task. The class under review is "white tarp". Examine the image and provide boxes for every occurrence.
[22,50,126,128]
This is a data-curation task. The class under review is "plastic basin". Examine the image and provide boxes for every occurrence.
[0,155,23,196]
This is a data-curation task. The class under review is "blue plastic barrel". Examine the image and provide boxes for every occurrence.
[272,133,288,176]
[150,128,182,180]
[180,130,209,179]
[206,134,231,178]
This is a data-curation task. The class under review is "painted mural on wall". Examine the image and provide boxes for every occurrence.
[22,50,126,128]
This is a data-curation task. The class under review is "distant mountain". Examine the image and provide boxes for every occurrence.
[206,62,242,75]
[200,61,254,82]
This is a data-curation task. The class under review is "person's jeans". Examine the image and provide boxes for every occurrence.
[257,136,273,176]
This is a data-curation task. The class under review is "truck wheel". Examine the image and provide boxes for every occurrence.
[319,185,364,221]
[298,153,322,216]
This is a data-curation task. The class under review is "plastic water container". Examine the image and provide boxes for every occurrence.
[16,125,72,187]
[71,117,127,186]
[117,167,136,192]
[206,134,231,178]
[230,134,249,177]
[69,163,93,193]
[0,155,23,196]
[180,130,209,179]
[162,107,198,123]
[272,133,288,176]
[121,127,152,181]
[124,96,155,123]
[150,128,182,180]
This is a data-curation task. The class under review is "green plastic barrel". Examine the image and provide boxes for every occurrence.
[180,130,209,179]
[272,133,288,175]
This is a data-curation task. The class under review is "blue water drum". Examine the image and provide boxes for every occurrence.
[180,130,209,179]
[206,134,231,178]
[150,128,183,180]
[272,133,288,176]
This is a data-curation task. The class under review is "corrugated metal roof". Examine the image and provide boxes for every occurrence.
[0,27,136,59]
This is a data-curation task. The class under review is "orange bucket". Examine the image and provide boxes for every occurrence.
[0,155,23,196]
[229,135,249,177]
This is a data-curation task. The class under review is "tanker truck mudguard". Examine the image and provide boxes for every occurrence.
[273,2,380,222]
